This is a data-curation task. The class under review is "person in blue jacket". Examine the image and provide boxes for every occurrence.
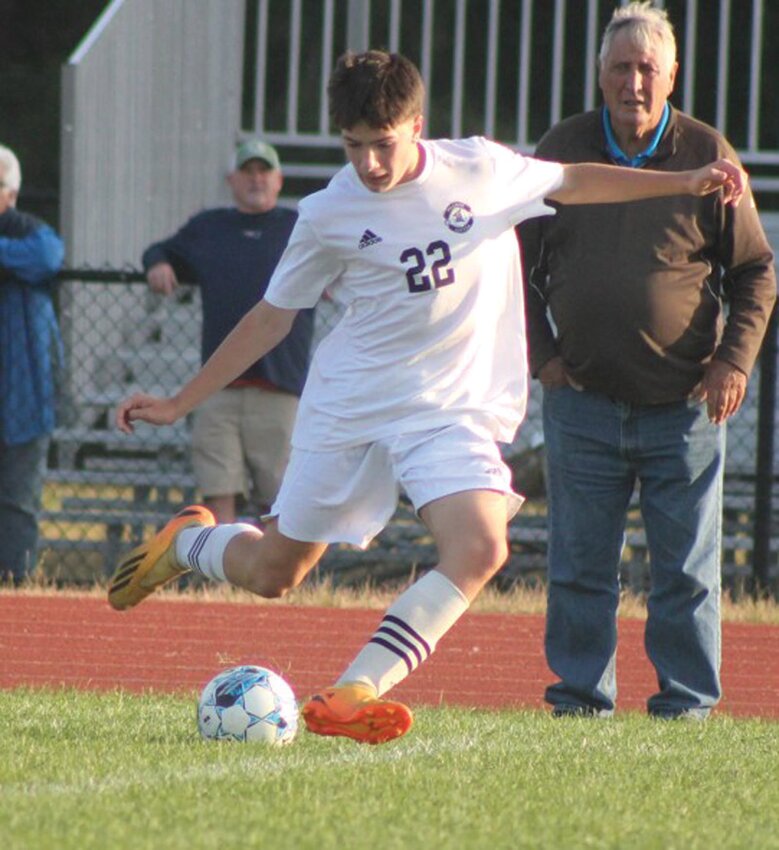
[142,140,314,522]
[0,144,65,584]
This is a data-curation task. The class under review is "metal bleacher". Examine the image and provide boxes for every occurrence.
[40,276,200,579]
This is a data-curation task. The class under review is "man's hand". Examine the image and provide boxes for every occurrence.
[537,355,583,390]
[115,393,180,434]
[689,158,747,207]
[146,262,178,296]
[691,359,747,424]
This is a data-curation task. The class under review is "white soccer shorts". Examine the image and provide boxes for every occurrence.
[267,423,523,548]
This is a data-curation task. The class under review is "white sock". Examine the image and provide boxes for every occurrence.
[175,523,258,582]
[337,570,469,696]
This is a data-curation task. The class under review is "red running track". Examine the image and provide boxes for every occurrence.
[0,593,777,717]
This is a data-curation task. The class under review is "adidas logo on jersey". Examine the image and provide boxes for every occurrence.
[358,229,383,249]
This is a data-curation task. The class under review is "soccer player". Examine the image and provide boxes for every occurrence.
[108,50,746,744]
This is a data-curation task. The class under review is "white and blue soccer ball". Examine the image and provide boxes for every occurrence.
[197,665,299,745]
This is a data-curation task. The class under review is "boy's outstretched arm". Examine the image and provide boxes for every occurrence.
[115,300,298,433]
[548,158,747,207]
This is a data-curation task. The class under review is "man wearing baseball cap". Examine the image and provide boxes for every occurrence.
[141,140,314,524]
[233,139,281,171]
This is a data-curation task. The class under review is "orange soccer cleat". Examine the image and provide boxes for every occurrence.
[302,682,413,745]
[107,505,215,611]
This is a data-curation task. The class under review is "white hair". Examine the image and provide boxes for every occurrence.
[599,2,677,72]
[0,144,21,193]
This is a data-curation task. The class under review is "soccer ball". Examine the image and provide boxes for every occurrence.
[197,665,299,745]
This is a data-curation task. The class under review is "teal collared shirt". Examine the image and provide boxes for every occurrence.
[602,102,670,168]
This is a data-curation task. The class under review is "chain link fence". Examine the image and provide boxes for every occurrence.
[35,270,778,597]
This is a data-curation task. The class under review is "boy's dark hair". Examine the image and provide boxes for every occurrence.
[328,50,425,130]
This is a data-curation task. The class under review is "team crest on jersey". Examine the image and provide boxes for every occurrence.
[443,201,474,233]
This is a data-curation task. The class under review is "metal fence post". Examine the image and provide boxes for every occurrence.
[752,304,778,597]
[347,0,370,51]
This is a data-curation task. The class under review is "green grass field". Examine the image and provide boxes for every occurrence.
[2,689,778,850]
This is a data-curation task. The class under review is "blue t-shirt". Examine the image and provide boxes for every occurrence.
[142,206,313,395]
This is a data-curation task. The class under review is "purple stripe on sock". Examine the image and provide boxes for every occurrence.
[187,527,216,574]
[368,636,415,673]
[382,614,432,656]
[375,625,425,666]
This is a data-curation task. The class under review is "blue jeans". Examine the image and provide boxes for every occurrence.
[542,387,724,717]
[0,435,49,584]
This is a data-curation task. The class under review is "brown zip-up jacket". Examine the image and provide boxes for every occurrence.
[518,106,776,405]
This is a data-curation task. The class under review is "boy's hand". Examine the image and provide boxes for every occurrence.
[115,393,179,433]
[691,158,747,206]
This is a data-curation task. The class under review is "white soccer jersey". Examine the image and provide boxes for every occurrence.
[264,137,564,450]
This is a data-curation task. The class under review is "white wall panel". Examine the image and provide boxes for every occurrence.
[61,0,245,266]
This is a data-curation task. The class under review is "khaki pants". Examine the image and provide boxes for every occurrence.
[191,387,298,505]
